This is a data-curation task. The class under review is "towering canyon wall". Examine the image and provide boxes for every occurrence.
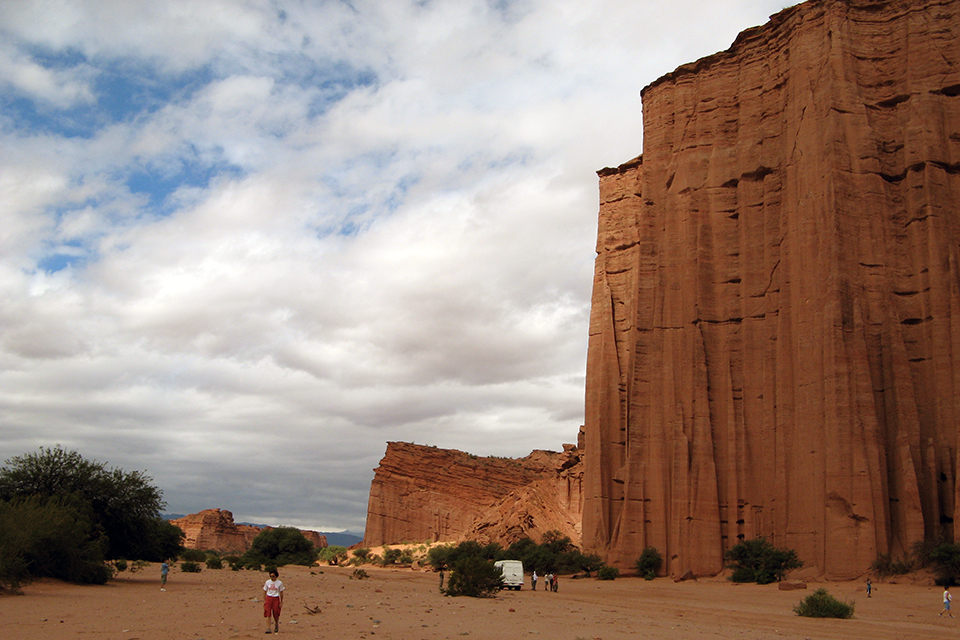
[584,0,960,580]
[363,441,583,548]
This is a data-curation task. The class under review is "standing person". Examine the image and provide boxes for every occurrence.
[263,569,285,633]
[160,560,169,591]
[439,570,444,591]
[552,574,558,592]
[866,578,872,598]
[531,570,538,591]
[941,586,954,617]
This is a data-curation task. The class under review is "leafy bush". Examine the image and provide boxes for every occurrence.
[725,538,802,584]
[180,561,201,573]
[352,548,371,563]
[180,548,206,562]
[871,552,912,577]
[427,545,454,570]
[382,547,402,565]
[793,588,854,618]
[205,555,223,569]
[351,568,369,580]
[929,543,960,586]
[113,559,128,572]
[444,556,503,597]
[0,496,111,592]
[320,545,348,566]
[635,547,662,577]
[597,565,619,580]
[242,527,318,567]
[0,446,182,562]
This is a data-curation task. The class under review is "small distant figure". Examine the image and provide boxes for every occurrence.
[532,570,538,591]
[866,578,872,598]
[546,573,553,592]
[552,574,558,593]
[160,560,169,591]
[941,586,954,618]
[439,570,444,590]
[263,569,285,634]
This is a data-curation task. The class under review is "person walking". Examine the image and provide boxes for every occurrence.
[263,569,285,633]
[866,578,872,598]
[941,586,954,617]
[160,560,169,591]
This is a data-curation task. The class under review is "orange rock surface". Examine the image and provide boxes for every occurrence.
[583,0,960,580]
[362,441,583,548]
[170,508,327,553]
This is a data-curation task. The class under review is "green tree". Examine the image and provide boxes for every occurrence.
[0,496,111,591]
[725,537,802,584]
[929,543,960,586]
[444,556,503,597]
[244,527,318,566]
[427,544,454,570]
[320,545,348,566]
[0,446,178,561]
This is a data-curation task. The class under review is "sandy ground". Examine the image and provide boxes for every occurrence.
[1,564,958,640]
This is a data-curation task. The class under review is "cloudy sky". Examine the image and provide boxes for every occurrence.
[0,0,792,534]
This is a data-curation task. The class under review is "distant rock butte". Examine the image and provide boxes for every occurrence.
[584,0,960,579]
[362,441,583,548]
[170,509,327,553]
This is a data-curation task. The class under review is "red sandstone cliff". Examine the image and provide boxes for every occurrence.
[362,441,583,548]
[170,509,327,553]
[584,0,960,580]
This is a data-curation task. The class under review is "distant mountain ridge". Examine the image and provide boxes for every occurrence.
[163,510,362,550]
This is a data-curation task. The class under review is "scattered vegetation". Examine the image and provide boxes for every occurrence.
[352,548,371,562]
[793,588,855,618]
[444,556,504,598]
[180,548,206,562]
[351,568,369,580]
[240,527,319,567]
[425,532,604,577]
[597,565,619,581]
[205,555,223,569]
[180,560,201,573]
[635,547,662,579]
[871,552,913,577]
[320,545,348,566]
[113,559,128,573]
[725,537,802,584]
[928,542,960,586]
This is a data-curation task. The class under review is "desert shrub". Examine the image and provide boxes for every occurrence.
[382,547,402,565]
[351,568,369,579]
[130,560,150,573]
[180,548,206,562]
[556,549,604,575]
[243,527,318,567]
[320,545,348,566]
[871,552,912,577]
[635,547,662,577]
[929,543,960,586]
[597,565,619,581]
[725,538,802,584]
[793,588,854,618]
[352,548,371,562]
[180,561,201,573]
[399,550,414,564]
[427,545,454,570]
[205,555,223,569]
[444,556,503,597]
[0,446,182,562]
[113,559,128,572]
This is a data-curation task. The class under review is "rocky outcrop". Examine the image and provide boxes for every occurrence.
[584,0,960,580]
[170,509,327,553]
[362,441,583,548]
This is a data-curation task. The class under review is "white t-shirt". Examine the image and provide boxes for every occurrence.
[264,579,285,598]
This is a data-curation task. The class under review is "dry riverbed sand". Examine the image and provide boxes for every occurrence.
[0,564,956,640]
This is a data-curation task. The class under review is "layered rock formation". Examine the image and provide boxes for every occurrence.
[584,0,960,579]
[362,441,583,548]
[170,509,327,553]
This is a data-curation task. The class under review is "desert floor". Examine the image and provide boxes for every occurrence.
[0,564,957,640]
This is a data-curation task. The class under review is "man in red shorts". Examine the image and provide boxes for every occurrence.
[263,569,285,633]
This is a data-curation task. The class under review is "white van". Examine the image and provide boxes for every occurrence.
[494,560,524,590]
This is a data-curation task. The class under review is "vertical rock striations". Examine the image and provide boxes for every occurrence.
[584,0,960,579]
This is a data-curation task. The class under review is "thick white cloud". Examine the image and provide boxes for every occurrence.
[0,0,793,532]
